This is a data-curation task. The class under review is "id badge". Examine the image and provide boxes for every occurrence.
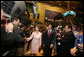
[58,42,61,45]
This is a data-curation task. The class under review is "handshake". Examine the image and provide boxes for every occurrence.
[24,37,29,42]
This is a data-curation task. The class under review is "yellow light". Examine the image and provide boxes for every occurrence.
[25,1,31,3]
[46,17,47,20]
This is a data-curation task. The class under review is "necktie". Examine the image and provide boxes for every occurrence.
[48,30,51,37]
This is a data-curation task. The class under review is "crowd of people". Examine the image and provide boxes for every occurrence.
[1,9,83,56]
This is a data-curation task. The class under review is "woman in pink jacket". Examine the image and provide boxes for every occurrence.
[25,25,42,56]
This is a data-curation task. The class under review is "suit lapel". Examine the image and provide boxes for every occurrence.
[50,30,52,37]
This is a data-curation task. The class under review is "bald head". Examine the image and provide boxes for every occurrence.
[5,23,14,32]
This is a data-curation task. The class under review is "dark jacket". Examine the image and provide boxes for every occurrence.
[61,31,76,49]
[13,27,24,48]
[42,30,56,56]
[1,32,16,56]
[58,31,75,56]
[42,30,56,48]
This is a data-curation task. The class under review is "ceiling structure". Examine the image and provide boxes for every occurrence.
[25,1,83,25]
[37,1,83,14]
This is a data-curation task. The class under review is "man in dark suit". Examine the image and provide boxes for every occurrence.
[12,18,25,56]
[42,24,56,56]
[60,25,76,56]
[1,23,16,56]
[58,25,75,56]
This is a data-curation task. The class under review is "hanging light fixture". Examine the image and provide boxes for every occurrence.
[63,11,76,17]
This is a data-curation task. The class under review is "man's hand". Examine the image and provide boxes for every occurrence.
[77,44,83,52]
[70,48,78,56]
[77,44,83,48]
[50,44,53,48]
